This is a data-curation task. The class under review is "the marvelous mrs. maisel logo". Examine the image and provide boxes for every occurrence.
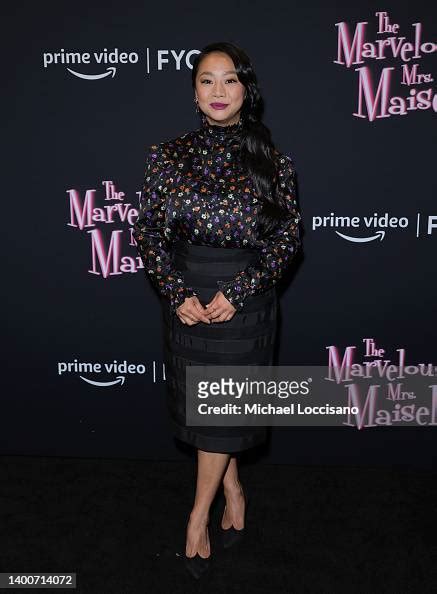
[67,180,141,276]
[326,338,437,429]
[185,338,437,429]
[334,11,436,120]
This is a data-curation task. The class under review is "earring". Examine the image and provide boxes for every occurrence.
[194,97,200,113]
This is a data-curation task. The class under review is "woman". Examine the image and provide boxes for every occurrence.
[133,41,302,578]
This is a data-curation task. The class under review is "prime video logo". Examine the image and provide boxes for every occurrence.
[56,359,160,388]
[312,212,437,242]
[42,48,200,79]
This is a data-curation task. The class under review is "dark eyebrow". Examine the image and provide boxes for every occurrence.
[198,70,238,76]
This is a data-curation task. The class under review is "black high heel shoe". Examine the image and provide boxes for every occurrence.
[184,525,211,579]
[184,552,211,579]
[220,488,249,549]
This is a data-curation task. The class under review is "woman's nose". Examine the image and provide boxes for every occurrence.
[212,84,225,96]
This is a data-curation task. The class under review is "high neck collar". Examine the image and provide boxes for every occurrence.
[198,112,243,145]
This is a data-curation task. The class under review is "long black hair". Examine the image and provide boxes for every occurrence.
[191,41,290,236]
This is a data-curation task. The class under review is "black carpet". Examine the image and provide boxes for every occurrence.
[0,455,435,593]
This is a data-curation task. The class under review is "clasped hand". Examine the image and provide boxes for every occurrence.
[176,292,236,325]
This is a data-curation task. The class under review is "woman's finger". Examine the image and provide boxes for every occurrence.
[205,306,218,317]
[185,307,205,324]
[193,301,212,324]
[179,311,197,324]
[217,312,230,323]
[211,310,225,322]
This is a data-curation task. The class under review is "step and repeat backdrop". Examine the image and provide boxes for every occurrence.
[3,0,436,467]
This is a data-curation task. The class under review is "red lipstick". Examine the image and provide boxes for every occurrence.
[210,103,229,110]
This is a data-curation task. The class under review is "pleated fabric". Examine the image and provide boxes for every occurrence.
[161,240,277,453]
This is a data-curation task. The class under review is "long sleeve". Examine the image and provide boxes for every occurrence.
[133,144,198,314]
[216,155,302,311]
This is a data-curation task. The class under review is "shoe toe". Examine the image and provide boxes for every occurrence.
[222,526,245,549]
[184,553,211,579]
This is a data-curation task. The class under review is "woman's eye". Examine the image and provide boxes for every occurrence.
[200,78,238,84]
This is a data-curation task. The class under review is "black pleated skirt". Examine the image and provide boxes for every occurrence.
[161,240,277,454]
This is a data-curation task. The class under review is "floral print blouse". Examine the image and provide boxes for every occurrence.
[133,114,301,314]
